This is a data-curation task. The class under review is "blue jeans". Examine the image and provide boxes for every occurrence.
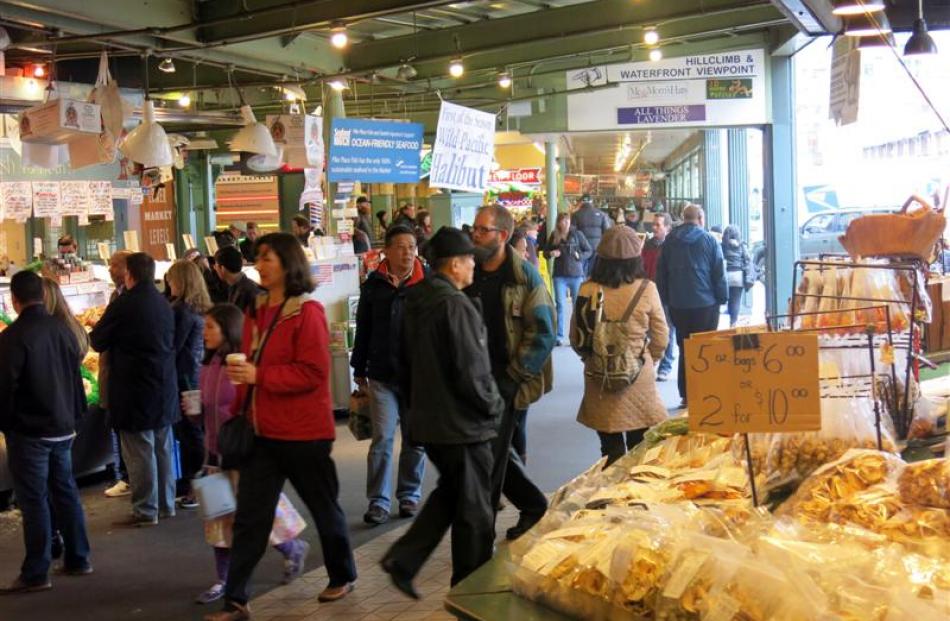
[553,276,584,340]
[7,432,91,582]
[120,426,176,520]
[658,304,676,376]
[366,380,426,510]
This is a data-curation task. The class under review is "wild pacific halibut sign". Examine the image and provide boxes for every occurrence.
[430,101,495,193]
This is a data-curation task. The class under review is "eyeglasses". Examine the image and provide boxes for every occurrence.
[472,225,501,235]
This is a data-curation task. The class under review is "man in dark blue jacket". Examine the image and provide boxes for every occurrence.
[655,205,727,407]
[91,253,178,527]
[351,225,427,526]
[571,194,611,275]
[0,272,91,593]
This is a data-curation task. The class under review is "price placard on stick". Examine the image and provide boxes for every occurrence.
[685,331,820,434]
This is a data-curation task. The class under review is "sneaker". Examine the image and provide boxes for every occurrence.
[282,540,310,585]
[104,480,131,498]
[398,500,419,518]
[506,513,543,541]
[0,576,52,595]
[363,505,390,526]
[317,582,355,603]
[54,564,93,576]
[177,496,199,510]
[196,582,225,605]
[656,372,669,382]
[113,514,158,528]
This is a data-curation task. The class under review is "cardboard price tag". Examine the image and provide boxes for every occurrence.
[685,332,820,434]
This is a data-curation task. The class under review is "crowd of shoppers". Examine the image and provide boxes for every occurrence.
[0,197,747,615]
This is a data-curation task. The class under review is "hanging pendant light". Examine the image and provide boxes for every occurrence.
[230,104,278,157]
[120,55,173,168]
[831,0,884,16]
[904,0,938,55]
[844,12,892,37]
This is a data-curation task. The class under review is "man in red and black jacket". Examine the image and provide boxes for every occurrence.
[351,225,428,527]
[641,212,676,381]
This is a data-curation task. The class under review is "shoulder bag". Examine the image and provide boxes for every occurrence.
[218,298,288,470]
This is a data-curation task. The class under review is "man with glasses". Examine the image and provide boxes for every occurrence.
[57,235,78,257]
[468,205,555,541]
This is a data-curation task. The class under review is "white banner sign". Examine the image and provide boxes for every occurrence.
[1,182,33,223]
[88,180,114,218]
[567,49,768,131]
[32,181,61,219]
[430,101,495,193]
[60,181,91,218]
[829,37,860,126]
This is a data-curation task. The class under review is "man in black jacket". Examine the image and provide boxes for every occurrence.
[351,225,427,526]
[571,194,612,275]
[91,253,178,527]
[214,246,263,315]
[238,221,260,263]
[382,227,504,598]
[0,271,91,593]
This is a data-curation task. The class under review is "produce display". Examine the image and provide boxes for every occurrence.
[509,421,950,621]
[76,305,106,329]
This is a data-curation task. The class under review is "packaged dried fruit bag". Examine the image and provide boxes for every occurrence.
[899,460,950,509]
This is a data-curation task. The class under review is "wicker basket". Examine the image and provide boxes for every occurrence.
[838,195,946,261]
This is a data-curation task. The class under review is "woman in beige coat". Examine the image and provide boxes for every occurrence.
[570,226,669,465]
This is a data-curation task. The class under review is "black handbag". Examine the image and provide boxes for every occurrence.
[218,298,287,470]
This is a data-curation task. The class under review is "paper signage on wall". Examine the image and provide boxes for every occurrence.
[829,36,860,126]
[567,49,767,131]
[685,331,821,434]
[32,181,61,219]
[431,101,496,193]
[60,181,91,218]
[327,118,424,183]
[1,182,32,223]
[266,114,324,168]
[88,180,114,219]
[488,168,542,185]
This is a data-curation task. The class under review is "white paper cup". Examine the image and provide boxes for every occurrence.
[226,353,247,367]
[182,390,202,416]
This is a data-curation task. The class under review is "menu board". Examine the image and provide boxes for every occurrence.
[1,182,33,223]
[60,181,91,218]
[685,331,821,434]
[32,181,61,219]
[88,180,113,219]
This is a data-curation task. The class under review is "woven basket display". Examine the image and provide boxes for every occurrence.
[838,195,946,261]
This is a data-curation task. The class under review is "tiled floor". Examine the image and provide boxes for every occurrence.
[247,508,521,621]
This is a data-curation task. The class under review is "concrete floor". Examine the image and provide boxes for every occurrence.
[0,343,683,621]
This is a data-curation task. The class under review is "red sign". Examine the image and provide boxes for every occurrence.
[489,168,542,185]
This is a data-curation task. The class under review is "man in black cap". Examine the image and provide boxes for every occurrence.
[382,227,504,598]
[571,194,611,275]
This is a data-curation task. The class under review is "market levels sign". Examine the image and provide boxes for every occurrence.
[327,118,423,183]
[430,101,495,193]
[684,330,821,434]
[567,49,767,131]
[488,168,542,185]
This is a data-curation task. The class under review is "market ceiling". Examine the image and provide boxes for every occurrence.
[0,0,946,121]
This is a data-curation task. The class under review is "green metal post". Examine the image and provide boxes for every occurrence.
[323,89,346,235]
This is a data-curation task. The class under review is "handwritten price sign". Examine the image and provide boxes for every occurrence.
[685,332,820,434]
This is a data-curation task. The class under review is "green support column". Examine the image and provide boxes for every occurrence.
[763,56,799,317]
[278,173,306,232]
[727,128,750,242]
[702,130,725,230]
[322,89,346,235]
[545,139,558,242]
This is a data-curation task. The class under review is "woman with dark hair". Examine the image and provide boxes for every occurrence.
[722,225,751,327]
[194,304,308,605]
[545,212,592,345]
[570,226,669,466]
[207,233,356,621]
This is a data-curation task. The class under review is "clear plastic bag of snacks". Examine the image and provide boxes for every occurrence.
[899,459,950,509]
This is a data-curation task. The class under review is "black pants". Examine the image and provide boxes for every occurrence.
[384,441,494,586]
[597,428,647,467]
[511,409,527,464]
[670,304,721,402]
[727,285,743,327]
[173,418,204,496]
[225,438,357,605]
[490,392,548,521]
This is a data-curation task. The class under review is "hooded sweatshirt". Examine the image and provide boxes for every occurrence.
[655,223,727,310]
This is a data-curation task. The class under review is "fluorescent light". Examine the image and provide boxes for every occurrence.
[449,58,464,78]
[643,29,660,46]
[649,48,663,62]
[831,0,884,16]
[498,72,512,88]
[328,79,348,91]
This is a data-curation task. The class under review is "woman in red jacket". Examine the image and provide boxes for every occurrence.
[207,233,356,621]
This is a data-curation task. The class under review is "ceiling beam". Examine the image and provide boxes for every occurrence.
[348,0,784,74]
[769,0,837,35]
